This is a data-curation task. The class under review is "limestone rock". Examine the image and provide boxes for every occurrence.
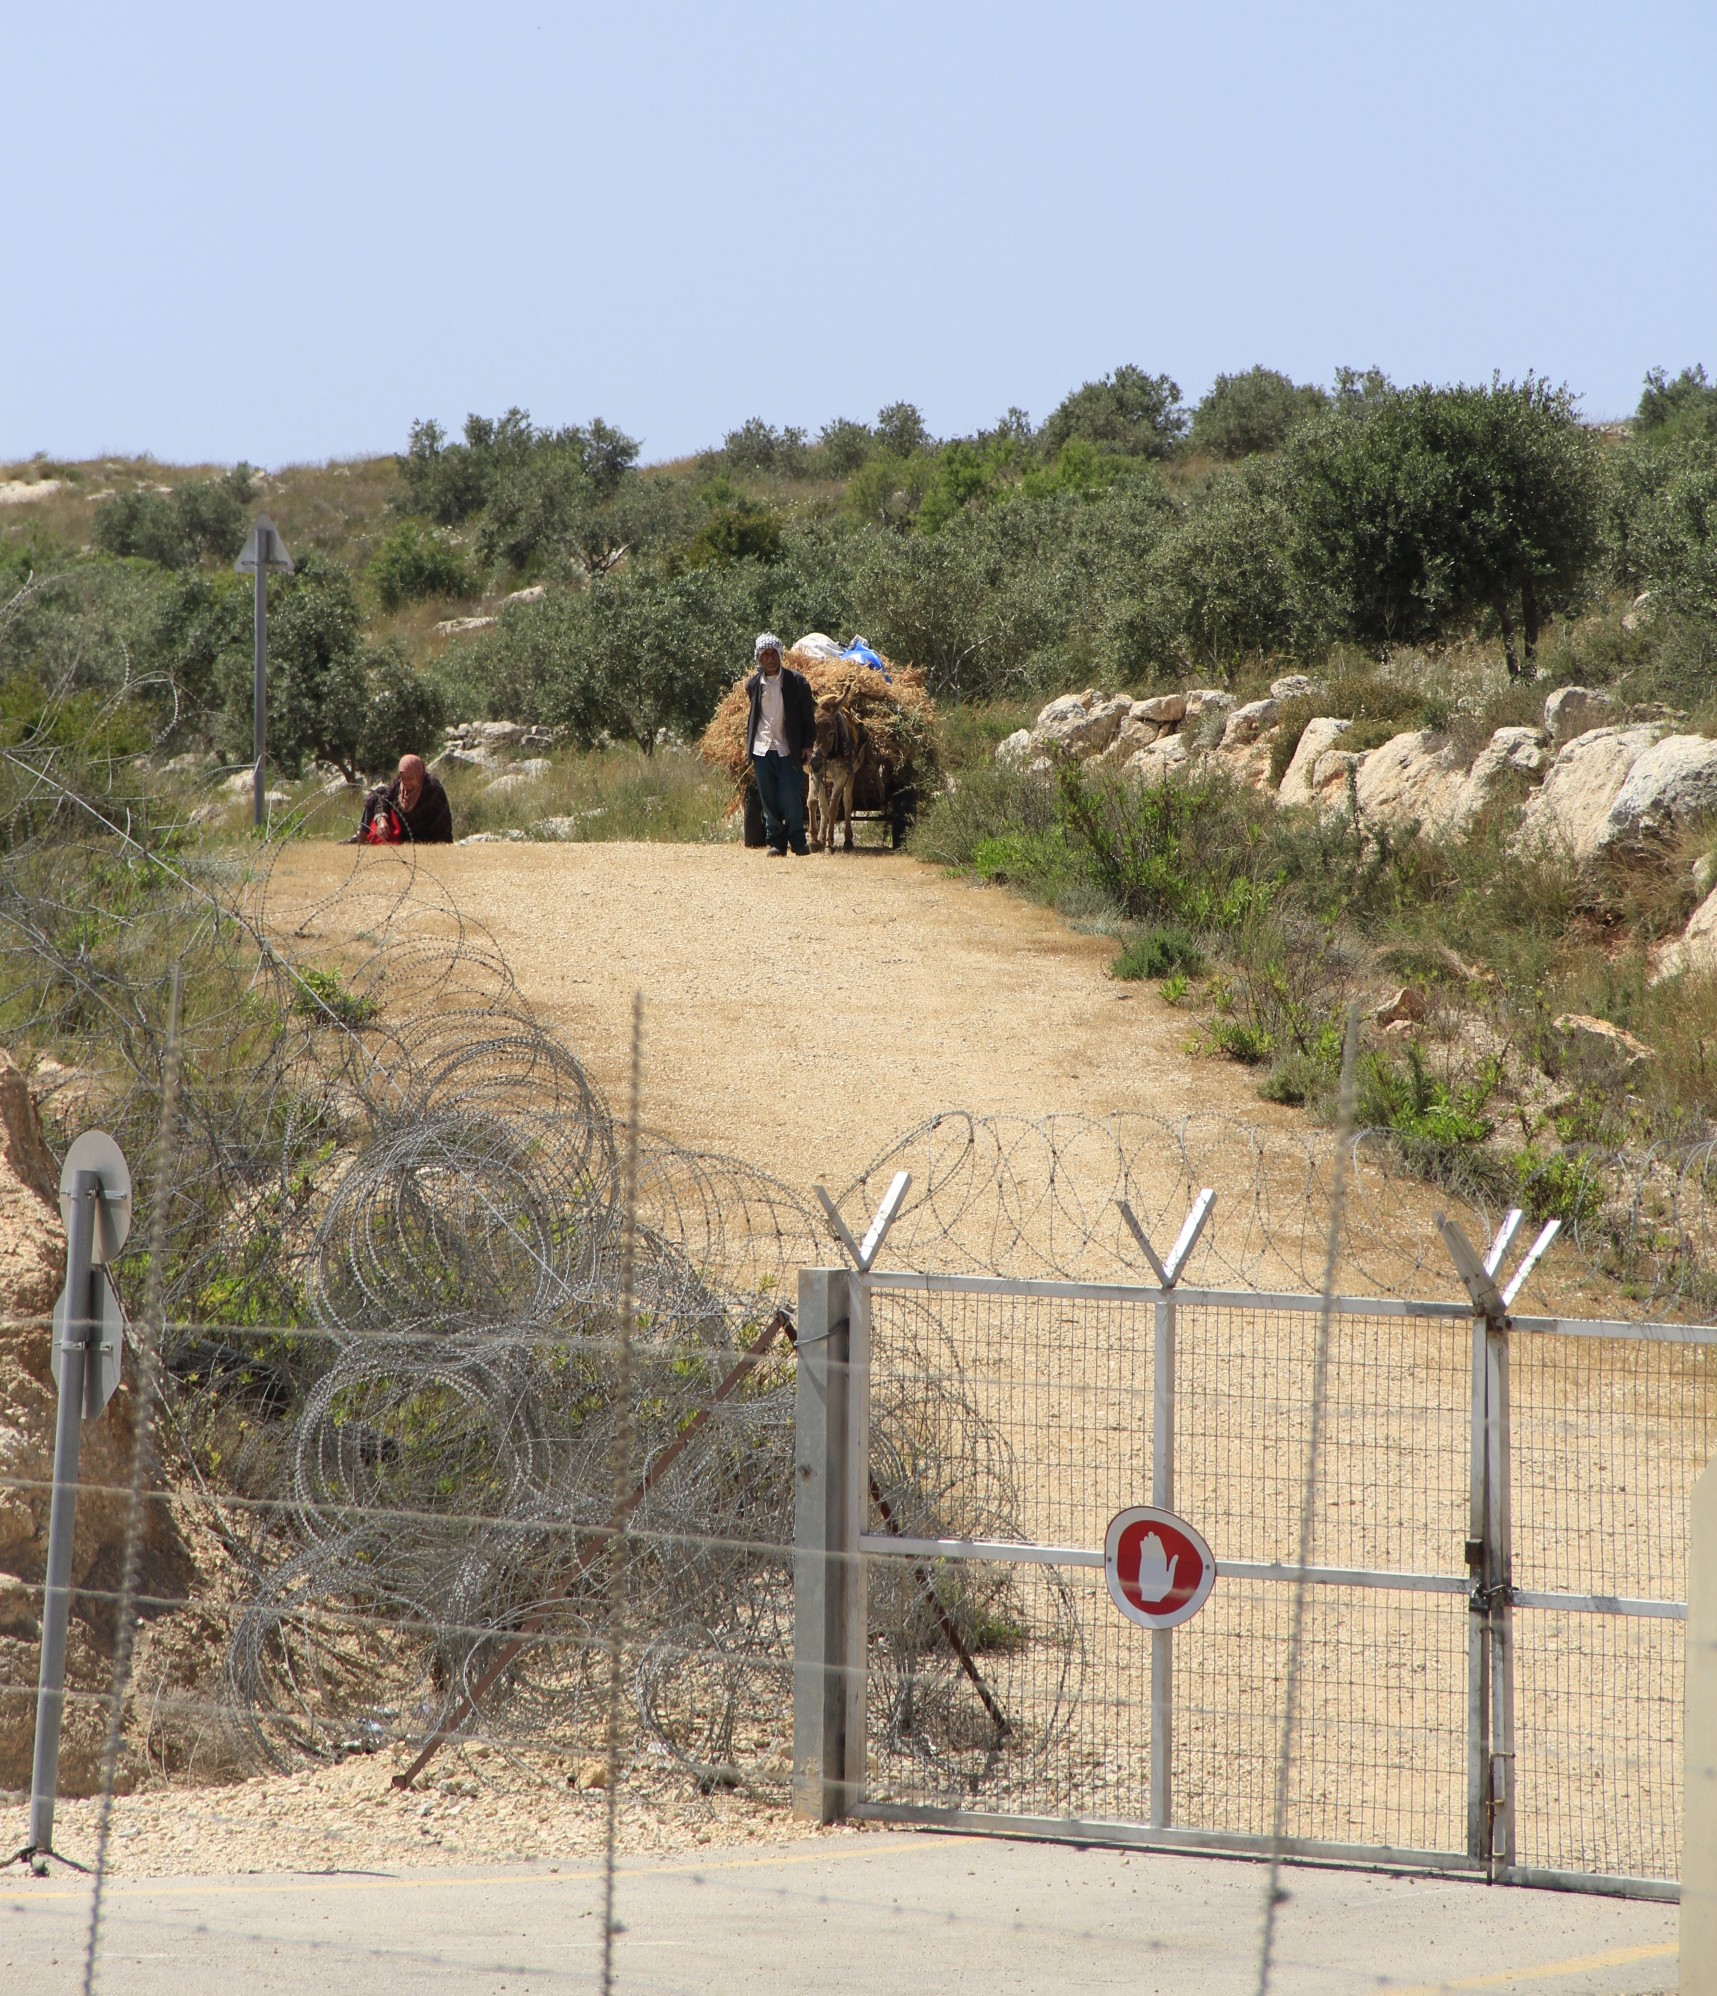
[1514,724,1664,862]
[1312,749,1368,812]
[1552,1013,1654,1072]
[1125,733,1190,781]
[1277,719,1351,806]
[0,1572,38,1640]
[1655,881,1717,981]
[994,729,1035,767]
[1096,719,1162,768]
[1182,690,1235,742]
[1352,731,1470,836]
[573,1758,609,1791]
[1543,686,1618,746]
[1374,986,1426,1028]
[1221,698,1279,749]
[433,747,498,773]
[504,584,547,606]
[1270,674,1316,702]
[1452,726,1551,831]
[1211,738,1277,790]
[1132,693,1186,725]
[1032,690,1131,758]
[1598,734,1717,853]
[433,615,496,637]
[1621,590,1654,635]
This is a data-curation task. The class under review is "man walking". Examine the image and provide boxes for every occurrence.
[745,633,816,857]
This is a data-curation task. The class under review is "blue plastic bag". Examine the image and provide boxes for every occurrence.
[843,636,889,679]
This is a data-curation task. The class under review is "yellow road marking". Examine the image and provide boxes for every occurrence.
[1388,1940,1677,1993]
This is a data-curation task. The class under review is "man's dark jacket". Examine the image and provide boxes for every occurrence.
[744,665,817,762]
[388,770,454,843]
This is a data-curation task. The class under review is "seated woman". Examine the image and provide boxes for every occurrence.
[347,754,453,844]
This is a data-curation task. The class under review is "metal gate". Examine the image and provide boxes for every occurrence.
[790,1223,1717,1899]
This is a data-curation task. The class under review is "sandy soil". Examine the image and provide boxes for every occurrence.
[262,840,1301,1190]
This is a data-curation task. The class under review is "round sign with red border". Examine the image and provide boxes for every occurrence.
[1104,1506,1216,1630]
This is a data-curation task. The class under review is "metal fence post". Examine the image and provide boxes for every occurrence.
[792,1267,863,1822]
[1151,1294,1175,1828]
[1466,1318,1491,1866]
[1484,1323,1516,1877]
[28,1170,99,1864]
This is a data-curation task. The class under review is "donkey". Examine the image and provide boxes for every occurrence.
[806,697,869,852]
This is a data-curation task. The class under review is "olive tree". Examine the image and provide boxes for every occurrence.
[1285,377,1603,672]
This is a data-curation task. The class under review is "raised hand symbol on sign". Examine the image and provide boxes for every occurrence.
[1136,1532,1178,1605]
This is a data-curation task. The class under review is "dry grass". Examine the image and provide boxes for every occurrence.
[195,745,735,847]
[698,651,941,793]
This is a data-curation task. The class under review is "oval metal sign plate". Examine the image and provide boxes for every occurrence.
[59,1130,132,1264]
[1104,1506,1216,1630]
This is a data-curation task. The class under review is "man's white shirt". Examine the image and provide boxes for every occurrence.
[755,672,788,755]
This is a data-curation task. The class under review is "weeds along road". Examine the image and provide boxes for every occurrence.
[263,839,1307,1192]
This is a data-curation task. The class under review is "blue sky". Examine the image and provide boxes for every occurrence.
[5,0,1713,467]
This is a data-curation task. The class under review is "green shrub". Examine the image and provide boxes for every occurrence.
[1053,760,1269,931]
[291,966,378,1028]
[1203,1018,1273,1063]
[1636,365,1717,445]
[1189,367,1327,459]
[818,418,873,473]
[1110,928,1206,980]
[1040,366,1185,459]
[91,470,252,569]
[356,644,446,773]
[1257,1051,1332,1106]
[1268,669,1453,784]
[369,521,475,609]
[720,419,808,476]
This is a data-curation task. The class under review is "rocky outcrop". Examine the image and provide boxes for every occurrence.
[1544,686,1618,747]
[1351,731,1471,835]
[1221,698,1279,750]
[991,682,1717,876]
[1551,1013,1654,1075]
[1600,735,1717,852]
[1514,725,1665,861]
[1277,719,1351,807]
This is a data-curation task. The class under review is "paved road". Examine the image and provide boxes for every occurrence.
[2,1831,1679,1994]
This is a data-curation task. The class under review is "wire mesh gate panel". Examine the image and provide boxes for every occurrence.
[807,1269,1717,1897]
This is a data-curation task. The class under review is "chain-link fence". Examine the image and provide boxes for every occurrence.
[804,1264,1717,1898]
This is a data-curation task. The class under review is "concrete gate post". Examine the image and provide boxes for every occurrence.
[792,1267,865,1822]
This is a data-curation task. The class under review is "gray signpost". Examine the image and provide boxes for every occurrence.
[27,1132,131,1874]
[234,514,295,829]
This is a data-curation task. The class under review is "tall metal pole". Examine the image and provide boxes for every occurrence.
[252,537,267,829]
[29,1170,100,1866]
[1150,1294,1175,1827]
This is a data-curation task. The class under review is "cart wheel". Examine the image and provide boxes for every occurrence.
[742,786,766,849]
[889,787,918,850]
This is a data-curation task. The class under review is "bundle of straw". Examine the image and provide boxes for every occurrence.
[698,649,941,800]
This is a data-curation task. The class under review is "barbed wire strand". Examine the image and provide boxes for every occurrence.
[1257,1002,1360,1996]
[82,961,182,1995]
[602,992,642,1996]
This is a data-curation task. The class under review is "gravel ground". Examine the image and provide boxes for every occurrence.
[263,840,1301,1189]
[21,1742,856,1879]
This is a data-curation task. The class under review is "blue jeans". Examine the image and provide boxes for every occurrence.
[753,753,807,854]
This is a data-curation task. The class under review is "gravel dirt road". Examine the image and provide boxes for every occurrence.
[264,840,1298,1188]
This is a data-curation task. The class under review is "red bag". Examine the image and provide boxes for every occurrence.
[363,803,404,845]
